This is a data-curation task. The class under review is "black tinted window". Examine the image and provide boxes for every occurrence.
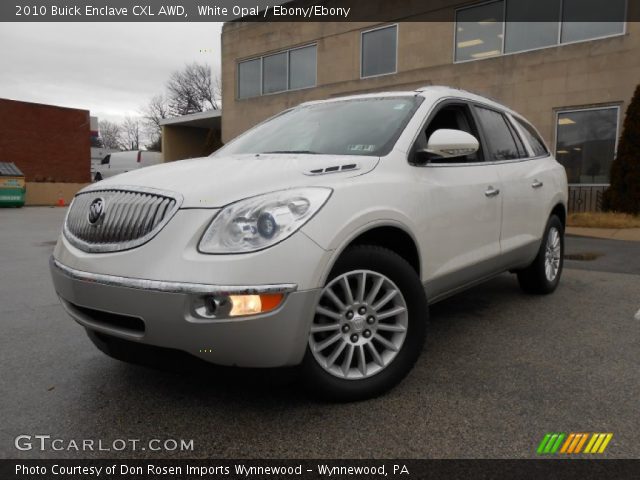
[514,117,549,156]
[505,117,527,158]
[475,107,523,161]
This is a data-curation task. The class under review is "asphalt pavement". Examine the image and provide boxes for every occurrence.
[565,234,640,275]
[1,207,639,459]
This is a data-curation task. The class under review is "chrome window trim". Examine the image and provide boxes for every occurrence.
[51,258,297,296]
[422,155,551,168]
[63,186,183,254]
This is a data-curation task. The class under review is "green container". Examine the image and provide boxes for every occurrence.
[0,163,26,207]
[0,187,26,207]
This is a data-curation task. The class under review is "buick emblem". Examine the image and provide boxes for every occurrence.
[352,316,365,331]
[88,197,106,225]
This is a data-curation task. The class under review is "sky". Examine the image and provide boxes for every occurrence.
[0,22,223,123]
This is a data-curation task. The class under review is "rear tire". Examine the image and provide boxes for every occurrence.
[517,215,564,294]
[94,173,103,182]
[302,245,428,401]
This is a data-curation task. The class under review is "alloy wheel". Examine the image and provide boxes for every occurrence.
[309,270,408,380]
[544,226,561,282]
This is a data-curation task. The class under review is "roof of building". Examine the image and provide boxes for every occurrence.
[0,97,89,113]
[160,110,222,129]
[0,162,24,177]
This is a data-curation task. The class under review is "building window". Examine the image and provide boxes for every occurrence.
[289,45,317,90]
[361,25,397,78]
[262,52,287,94]
[238,58,261,99]
[555,107,619,184]
[504,0,560,53]
[560,0,626,43]
[455,0,626,62]
[237,44,317,99]
[455,2,504,62]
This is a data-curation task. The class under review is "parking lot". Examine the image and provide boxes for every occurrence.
[1,207,639,459]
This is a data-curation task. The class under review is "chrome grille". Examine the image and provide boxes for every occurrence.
[63,187,182,253]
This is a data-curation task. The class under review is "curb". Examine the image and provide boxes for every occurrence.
[566,227,640,242]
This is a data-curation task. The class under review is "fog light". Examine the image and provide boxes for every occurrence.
[229,293,284,316]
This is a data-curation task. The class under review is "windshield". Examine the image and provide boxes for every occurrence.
[218,96,423,157]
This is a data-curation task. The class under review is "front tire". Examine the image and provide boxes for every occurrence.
[302,245,428,401]
[94,172,103,182]
[517,215,564,294]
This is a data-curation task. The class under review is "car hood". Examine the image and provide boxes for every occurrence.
[86,154,379,208]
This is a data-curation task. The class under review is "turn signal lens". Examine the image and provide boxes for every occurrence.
[229,293,284,316]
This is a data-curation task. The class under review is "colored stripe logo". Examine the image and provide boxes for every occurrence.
[537,433,613,454]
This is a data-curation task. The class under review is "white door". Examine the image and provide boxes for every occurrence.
[410,102,503,300]
[487,112,556,262]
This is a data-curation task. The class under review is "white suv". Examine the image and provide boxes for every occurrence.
[50,86,567,400]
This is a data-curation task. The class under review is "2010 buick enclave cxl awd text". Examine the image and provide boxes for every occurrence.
[50,86,567,400]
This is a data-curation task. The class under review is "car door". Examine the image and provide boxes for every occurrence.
[410,101,504,301]
[475,107,556,267]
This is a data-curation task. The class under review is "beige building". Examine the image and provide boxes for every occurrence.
[222,0,638,210]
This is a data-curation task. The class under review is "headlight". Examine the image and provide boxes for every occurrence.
[199,187,332,253]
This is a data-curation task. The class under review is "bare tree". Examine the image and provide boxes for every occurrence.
[98,120,123,150]
[121,116,142,150]
[166,62,220,116]
[141,94,170,152]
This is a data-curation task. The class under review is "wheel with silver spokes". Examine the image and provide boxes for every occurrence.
[517,214,564,294]
[544,226,562,282]
[302,245,428,401]
[309,270,409,380]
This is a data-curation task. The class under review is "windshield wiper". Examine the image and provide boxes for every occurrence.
[261,150,320,155]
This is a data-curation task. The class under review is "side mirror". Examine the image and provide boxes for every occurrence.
[416,129,479,163]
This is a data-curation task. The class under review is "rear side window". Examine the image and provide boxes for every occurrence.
[101,155,110,165]
[513,117,549,157]
[505,118,527,158]
[474,106,526,161]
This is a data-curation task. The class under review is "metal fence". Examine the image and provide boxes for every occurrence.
[568,185,608,213]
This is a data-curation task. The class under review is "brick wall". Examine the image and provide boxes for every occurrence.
[0,98,90,183]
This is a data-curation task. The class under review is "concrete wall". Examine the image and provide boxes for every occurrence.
[0,98,90,183]
[221,0,640,147]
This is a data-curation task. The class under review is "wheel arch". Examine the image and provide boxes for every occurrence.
[319,221,421,286]
[550,202,567,228]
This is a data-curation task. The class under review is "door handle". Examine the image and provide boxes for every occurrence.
[531,179,544,189]
[484,186,500,198]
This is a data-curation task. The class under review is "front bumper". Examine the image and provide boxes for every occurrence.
[50,257,321,367]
